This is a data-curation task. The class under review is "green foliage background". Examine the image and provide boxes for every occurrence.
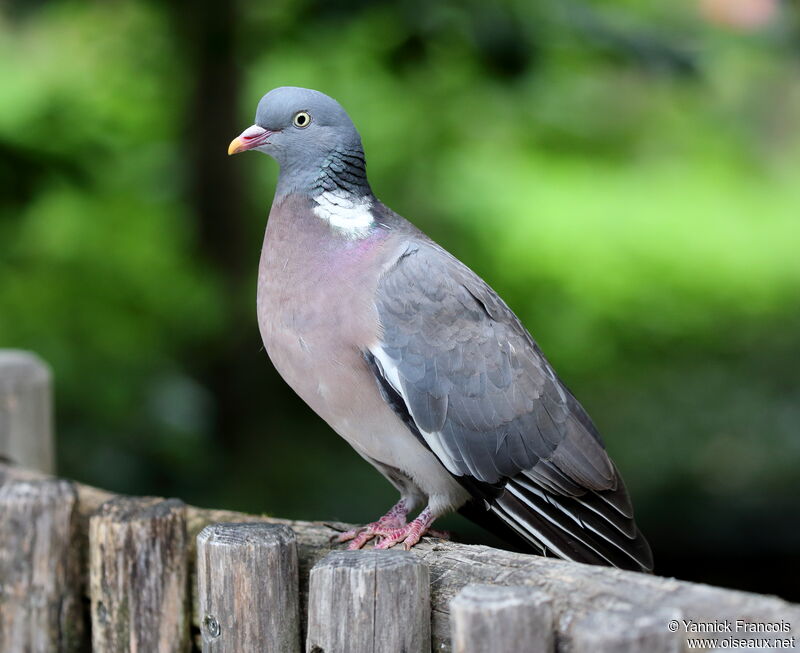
[1,0,798,597]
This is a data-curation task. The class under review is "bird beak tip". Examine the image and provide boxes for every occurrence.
[227,137,244,156]
[228,125,271,156]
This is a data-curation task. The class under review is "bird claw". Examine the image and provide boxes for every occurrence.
[372,509,438,550]
[332,505,440,551]
[331,526,367,544]
[331,500,411,549]
[346,529,380,550]
[332,517,407,549]
[373,525,423,550]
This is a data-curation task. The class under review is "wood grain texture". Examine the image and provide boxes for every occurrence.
[565,608,683,653]
[0,478,82,653]
[196,522,300,653]
[0,350,54,473]
[450,584,554,653]
[3,464,798,653]
[89,496,189,653]
[306,550,430,653]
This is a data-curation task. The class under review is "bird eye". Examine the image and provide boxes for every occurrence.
[293,111,311,128]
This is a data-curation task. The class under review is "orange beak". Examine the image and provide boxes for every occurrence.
[228,125,272,155]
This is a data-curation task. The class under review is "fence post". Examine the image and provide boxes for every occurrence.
[0,350,54,473]
[306,549,430,653]
[0,478,82,652]
[450,585,554,653]
[89,496,189,653]
[567,607,684,653]
[196,522,300,653]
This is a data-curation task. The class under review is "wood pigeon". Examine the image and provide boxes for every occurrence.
[229,87,653,573]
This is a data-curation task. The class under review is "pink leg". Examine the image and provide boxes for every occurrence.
[374,507,440,551]
[332,499,410,550]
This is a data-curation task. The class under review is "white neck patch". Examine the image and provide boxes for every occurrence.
[312,189,374,238]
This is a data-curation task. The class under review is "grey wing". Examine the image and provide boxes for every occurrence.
[369,241,653,572]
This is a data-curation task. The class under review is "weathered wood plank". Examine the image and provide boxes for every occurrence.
[306,550,430,653]
[0,478,83,652]
[0,350,54,473]
[565,608,683,653]
[89,496,189,653]
[196,522,300,653]
[3,464,798,653]
[450,585,554,653]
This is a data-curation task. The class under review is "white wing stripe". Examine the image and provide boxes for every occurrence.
[370,345,462,475]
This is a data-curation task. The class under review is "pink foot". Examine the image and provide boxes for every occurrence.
[332,499,409,550]
[374,507,437,550]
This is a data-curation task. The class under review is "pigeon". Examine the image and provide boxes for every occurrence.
[228,86,653,572]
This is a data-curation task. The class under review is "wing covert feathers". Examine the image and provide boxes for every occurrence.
[370,241,653,572]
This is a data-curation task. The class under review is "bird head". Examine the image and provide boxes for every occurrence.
[228,87,364,170]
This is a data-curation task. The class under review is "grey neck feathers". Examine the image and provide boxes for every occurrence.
[316,148,372,196]
[275,146,372,201]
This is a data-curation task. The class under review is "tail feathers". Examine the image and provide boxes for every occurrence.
[490,477,653,573]
[514,475,636,539]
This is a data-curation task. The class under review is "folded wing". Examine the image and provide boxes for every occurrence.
[368,241,653,572]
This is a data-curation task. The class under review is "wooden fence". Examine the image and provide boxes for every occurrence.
[0,350,798,652]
